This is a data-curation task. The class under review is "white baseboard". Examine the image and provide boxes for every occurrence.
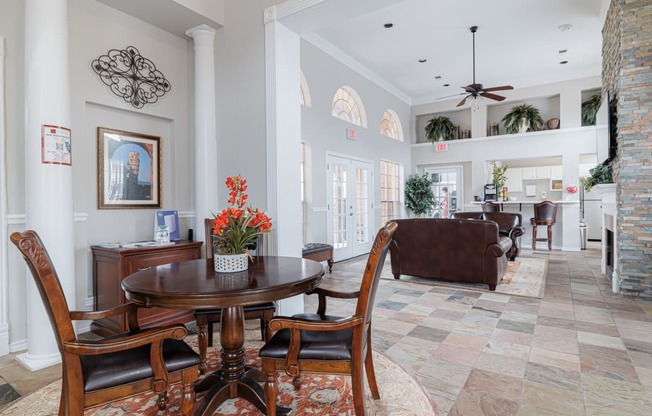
[10,338,27,354]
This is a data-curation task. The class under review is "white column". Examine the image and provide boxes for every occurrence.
[0,37,9,356]
[561,153,580,251]
[265,10,303,316]
[21,0,74,370]
[185,25,218,245]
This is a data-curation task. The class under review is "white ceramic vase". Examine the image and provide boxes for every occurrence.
[214,253,249,273]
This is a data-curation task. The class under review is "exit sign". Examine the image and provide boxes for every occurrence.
[435,142,448,152]
[346,128,356,140]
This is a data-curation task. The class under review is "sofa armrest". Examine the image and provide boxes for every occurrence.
[509,226,525,239]
[487,236,513,257]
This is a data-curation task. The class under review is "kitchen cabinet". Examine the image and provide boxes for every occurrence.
[504,168,523,192]
[522,167,537,180]
[550,166,563,180]
[91,241,203,336]
[536,166,551,179]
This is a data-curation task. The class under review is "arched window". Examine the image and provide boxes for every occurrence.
[380,109,404,141]
[331,86,367,127]
[300,70,311,107]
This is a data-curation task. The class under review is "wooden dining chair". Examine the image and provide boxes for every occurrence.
[259,221,398,416]
[194,218,276,373]
[10,230,201,416]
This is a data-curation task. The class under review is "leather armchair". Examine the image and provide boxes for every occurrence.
[451,211,525,261]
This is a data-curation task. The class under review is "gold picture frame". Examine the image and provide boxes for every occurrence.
[97,127,161,209]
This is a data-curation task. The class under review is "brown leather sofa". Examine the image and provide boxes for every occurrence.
[389,218,512,291]
[450,212,525,261]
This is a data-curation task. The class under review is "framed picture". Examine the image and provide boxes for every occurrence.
[97,127,161,209]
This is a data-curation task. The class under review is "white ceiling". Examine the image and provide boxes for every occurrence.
[311,0,608,104]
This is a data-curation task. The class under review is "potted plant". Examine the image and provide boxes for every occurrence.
[502,104,544,134]
[491,161,508,190]
[582,94,602,126]
[404,173,434,217]
[581,163,612,192]
[424,115,454,142]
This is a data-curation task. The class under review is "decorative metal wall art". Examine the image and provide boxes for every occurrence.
[91,46,171,109]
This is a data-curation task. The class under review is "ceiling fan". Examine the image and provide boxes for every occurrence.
[454,25,513,107]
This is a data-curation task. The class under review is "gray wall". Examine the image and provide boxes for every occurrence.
[3,0,196,347]
[300,40,412,243]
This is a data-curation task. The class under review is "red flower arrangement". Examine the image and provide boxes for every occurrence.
[212,175,272,255]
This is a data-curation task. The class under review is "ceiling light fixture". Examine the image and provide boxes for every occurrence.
[384,23,393,28]
[419,59,427,63]
[434,75,442,79]
[443,83,450,87]
[558,24,572,32]
[560,61,568,64]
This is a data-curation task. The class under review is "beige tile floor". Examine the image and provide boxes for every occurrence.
[1,241,651,415]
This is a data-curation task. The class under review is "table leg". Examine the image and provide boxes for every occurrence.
[194,306,291,416]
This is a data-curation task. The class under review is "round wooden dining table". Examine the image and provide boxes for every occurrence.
[122,256,325,416]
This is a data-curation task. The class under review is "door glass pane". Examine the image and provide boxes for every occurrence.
[332,164,347,249]
[355,167,369,244]
[431,170,459,218]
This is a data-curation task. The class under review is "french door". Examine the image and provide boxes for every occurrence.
[327,154,373,261]
[424,166,463,218]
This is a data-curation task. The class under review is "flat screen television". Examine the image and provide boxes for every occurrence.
[596,90,617,164]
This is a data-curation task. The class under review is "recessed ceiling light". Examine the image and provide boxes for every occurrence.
[558,24,572,32]
[443,83,450,87]
[558,49,568,54]
[418,59,427,63]
[434,75,442,79]
[560,60,569,64]
[384,23,393,28]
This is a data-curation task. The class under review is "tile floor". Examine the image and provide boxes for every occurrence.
[1,242,651,415]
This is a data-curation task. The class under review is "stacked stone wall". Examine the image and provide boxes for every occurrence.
[603,0,652,299]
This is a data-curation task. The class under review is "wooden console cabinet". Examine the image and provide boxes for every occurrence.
[91,241,203,336]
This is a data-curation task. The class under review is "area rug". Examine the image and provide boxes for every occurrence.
[381,257,547,298]
[3,331,439,416]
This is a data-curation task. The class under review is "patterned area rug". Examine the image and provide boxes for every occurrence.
[381,257,548,298]
[3,332,439,416]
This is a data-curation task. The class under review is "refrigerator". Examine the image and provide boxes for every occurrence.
[581,186,602,241]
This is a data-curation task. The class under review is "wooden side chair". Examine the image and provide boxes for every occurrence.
[194,218,276,373]
[10,230,200,416]
[531,200,558,250]
[482,201,501,212]
[259,222,398,416]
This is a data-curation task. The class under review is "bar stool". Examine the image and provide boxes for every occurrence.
[531,200,558,251]
[482,201,501,212]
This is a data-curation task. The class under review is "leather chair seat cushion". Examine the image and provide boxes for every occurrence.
[81,339,201,392]
[259,313,353,361]
[302,243,334,255]
[194,302,276,317]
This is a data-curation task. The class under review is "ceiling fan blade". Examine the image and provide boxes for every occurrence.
[437,92,467,100]
[457,94,471,107]
[482,85,514,93]
[480,92,506,102]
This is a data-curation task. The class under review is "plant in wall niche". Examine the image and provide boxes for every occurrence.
[502,104,544,134]
[425,115,454,142]
[491,161,508,190]
[582,94,602,126]
[581,163,612,192]
[405,173,435,218]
